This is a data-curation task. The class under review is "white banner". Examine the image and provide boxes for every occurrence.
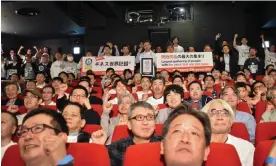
[82,56,135,75]
[156,52,214,72]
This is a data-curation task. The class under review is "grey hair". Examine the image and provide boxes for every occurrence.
[127,101,155,119]
[267,87,276,101]
[118,93,136,105]
[220,86,240,99]
[201,99,235,119]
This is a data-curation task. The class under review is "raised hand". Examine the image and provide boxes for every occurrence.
[102,100,113,113]
[260,34,264,39]
[234,34,238,38]
[215,33,221,40]
[91,129,107,145]
[114,45,118,49]
[7,105,19,113]
[43,135,67,165]
[83,98,91,109]
[20,46,24,49]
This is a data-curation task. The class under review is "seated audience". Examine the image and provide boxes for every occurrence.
[201,99,254,166]
[262,75,275,89]
[123,69,133,84]
[186,81,213,110]
[59,72,69,85]
[250,81,267,106]
[172,75,187,92]
[51,77,63,95]
[156,85,187,124]
[86,70,97,87]
[12,89,42,125]
[161,104,211,166]
[172,70,181,77]
[160,70,172,86]
[211,68,222,84]
[78,78,102,104]
[2,82,24,106]
[131,72,142,87]
[68,73,76,83]
[17,108,74,165]
[204,75,219,99]
[220,86,256,143]
[92,101,162,166]
[261,87,276,122]
[10,73,24,93]
[101,93,136,144]
[265,64,275,76]
[146,77,166,106]
[268,69,276,81]
[1,111,17,161]
[40,85,56,106]
[25,80,36,90]
[62,102,92,143]
[135,76,152,101]
[235,73,247,83]
[186,71,196,85]
[36,72,47,89]
[56,85,100,124]
[235,82,252,103]
[101,68,115,89]
[105,79,130,105]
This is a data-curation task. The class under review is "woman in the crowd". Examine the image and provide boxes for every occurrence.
[134,76,152,101]
[40,85,56,106]
[104,79,130,105]
[101,93,136,144]
[248,81,267,113]
[62,102,92,143]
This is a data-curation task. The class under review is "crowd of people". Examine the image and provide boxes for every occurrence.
[1,33,276,166]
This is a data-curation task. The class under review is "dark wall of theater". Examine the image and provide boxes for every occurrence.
[2,2,275,60]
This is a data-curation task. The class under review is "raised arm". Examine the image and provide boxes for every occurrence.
[233,34,238,48]
[214,33,221,54]
[17,46,25,57]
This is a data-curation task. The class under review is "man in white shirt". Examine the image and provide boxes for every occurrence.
[261,34,276,68]
[1,111,17,161]
[146,77,165,107]
[201,99,255,166]
[41,85,56,106]
[136,76,152,101]
[50,52,67,78]
[233,34,250,70]
[172,36,184,52]
[135,40,156,64]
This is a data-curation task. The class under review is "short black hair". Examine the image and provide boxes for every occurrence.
[211,68,221,74]
[22,108,69,135]
[11,73,20,79]
[42,85,55,94]
[78,78,92,88]
[141,76,151,82]
[151,77,165,85]
[36,72,46,77]
[68,73,75,79]
[172,70,182,76]
[5,82,19,91]
[203,75,215,82]
[86,70,95,77]
[162,104,211,146]
[164,85,184,104]
[222,44,230,50]
[113,79,127,89]
[70,85,89,98]
[106,68,115,73]
[268,69,276,75]
[188,81,203,91]
[172,36,179,41]
[251,80,265,93]
[266,64,274,71]
[52,77,63,83]
[235,82,247,90]
[63,102,86,120]
[235,73,246,81]
[80,76,91,82]
[123,69,132,76]
[104,45,111,49]
[143,40,152,45]
[172,75,184,83]
[58,71,68,78]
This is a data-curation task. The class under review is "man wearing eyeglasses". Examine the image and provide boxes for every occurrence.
[91,101,162,166]
[7,89,42,125]
[220,86,256,143]
[201,99,254,166]
[261,87,276,122]
[17,108,74,166]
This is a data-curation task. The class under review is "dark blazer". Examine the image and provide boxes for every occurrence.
[214,53,239,78]
[77,131,91,142]
[1,98,24,106]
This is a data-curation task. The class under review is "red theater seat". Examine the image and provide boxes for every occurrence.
[254,140,274,166]
[40,105,57,111]
[255,122,276,145]
[203,91,213,97]
[123,142,241,166]
[255,101,268,123]
[2,145,25,166]
[237,102,252,114]
[90,104,103,116]
[112,124,163,143]
[83,124,102,134]
[230,122,250,142]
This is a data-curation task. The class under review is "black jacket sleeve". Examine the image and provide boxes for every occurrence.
[84,109,101,125]
[56,95,69,112]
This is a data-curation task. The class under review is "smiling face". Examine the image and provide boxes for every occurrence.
[161,114,209,166]
[141,77,151,90]
[189,83,203,101]
[118,96,132,114]
[166,91,182,109]
[151,79,165,96]
[115,82,127,96]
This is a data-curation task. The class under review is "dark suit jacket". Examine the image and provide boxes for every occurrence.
[185,95,213,108]
[1,98,24,106]
[214,53,239,78]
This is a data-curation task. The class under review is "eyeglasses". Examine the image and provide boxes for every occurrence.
[254,85,265,90]
[129,114,155,121]
[209,109,230,117]
[17,124,61,137]
[71,94,86,98]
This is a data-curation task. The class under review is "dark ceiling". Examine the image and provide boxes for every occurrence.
[1,1,275,38]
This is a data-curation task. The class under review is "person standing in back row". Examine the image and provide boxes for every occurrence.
[172,36,185,52]
[233,34,250,70]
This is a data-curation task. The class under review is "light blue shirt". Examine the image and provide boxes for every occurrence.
[235,111,256,143]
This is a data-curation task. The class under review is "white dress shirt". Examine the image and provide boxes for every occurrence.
[174,45,185,52]
[224,54,230,72]
[146,96,164,106]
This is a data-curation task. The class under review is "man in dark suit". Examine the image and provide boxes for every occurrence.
[1,82,24,106]
[215,45,239,78]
